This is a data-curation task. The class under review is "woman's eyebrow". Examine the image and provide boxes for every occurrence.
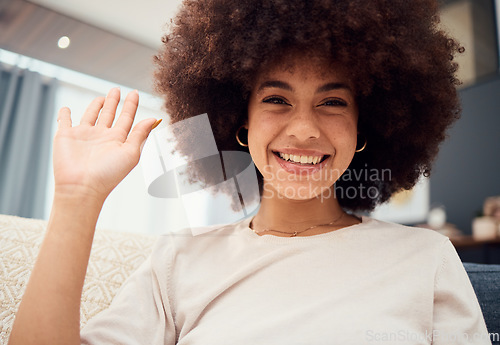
[316,82,352,93]
[256,80,352,94]
[256,80,293,92]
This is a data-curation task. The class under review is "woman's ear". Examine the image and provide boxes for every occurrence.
[241,115,249,130]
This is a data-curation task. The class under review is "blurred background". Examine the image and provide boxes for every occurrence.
[0,0,499,260]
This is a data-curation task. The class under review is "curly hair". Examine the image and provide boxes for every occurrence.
[154,0,463,212]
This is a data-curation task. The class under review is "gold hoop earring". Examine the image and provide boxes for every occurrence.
[236,126,248,147]
[355,138,367,152]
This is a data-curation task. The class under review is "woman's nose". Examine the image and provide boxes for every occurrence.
[285,108,320,141]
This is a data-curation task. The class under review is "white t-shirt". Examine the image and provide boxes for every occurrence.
[81,216,491,345]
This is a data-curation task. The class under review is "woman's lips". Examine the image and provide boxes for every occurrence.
[272,151,331,174]
[273,148,329,157]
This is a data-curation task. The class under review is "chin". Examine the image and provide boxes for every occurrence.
[263,181,335,202]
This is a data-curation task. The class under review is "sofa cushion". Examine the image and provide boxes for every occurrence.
[463,262,500,341]
[0,214,156,344]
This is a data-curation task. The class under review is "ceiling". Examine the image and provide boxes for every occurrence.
[0,0,183,93]
[27,0,183,50]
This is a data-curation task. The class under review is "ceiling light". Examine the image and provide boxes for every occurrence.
[57,36,70,49]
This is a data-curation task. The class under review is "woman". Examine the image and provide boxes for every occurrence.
[9,0,491,344]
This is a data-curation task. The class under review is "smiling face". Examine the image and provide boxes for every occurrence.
[247,54,359,201]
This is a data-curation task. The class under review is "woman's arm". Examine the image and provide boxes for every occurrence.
[8,88,158,345]
[432,239,492,345]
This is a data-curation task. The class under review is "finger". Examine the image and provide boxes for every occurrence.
[114,90,139,135]
[57,107,72,128]
[125,118,158,150]
[80,97,105,126]
[96,88,121,128]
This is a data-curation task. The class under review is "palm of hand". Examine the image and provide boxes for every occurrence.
[53,88,157,201]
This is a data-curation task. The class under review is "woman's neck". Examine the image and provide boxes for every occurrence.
[252,186,360,237]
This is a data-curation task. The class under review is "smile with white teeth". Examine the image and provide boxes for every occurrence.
[277,152,325,165]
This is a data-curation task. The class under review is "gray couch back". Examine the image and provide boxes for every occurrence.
[464,263,500,344]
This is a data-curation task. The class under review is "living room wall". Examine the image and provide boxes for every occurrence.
[430,75,500,235]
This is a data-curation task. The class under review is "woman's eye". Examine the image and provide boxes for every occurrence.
[262,97,290,105]
[319,99,348,107]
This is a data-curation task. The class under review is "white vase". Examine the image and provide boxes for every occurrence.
[472,217,497,240]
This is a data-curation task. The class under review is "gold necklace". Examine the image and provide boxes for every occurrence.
[249,212,344,237]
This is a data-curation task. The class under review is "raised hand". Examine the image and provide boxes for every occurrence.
[8,88,161,345]
[53,88,159,202]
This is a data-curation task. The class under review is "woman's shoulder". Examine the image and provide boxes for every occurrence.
[149,218,249,254]
[346,217,457,277]
[354,216,451,252]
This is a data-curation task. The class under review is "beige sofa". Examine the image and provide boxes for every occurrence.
[0,214,156,344]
